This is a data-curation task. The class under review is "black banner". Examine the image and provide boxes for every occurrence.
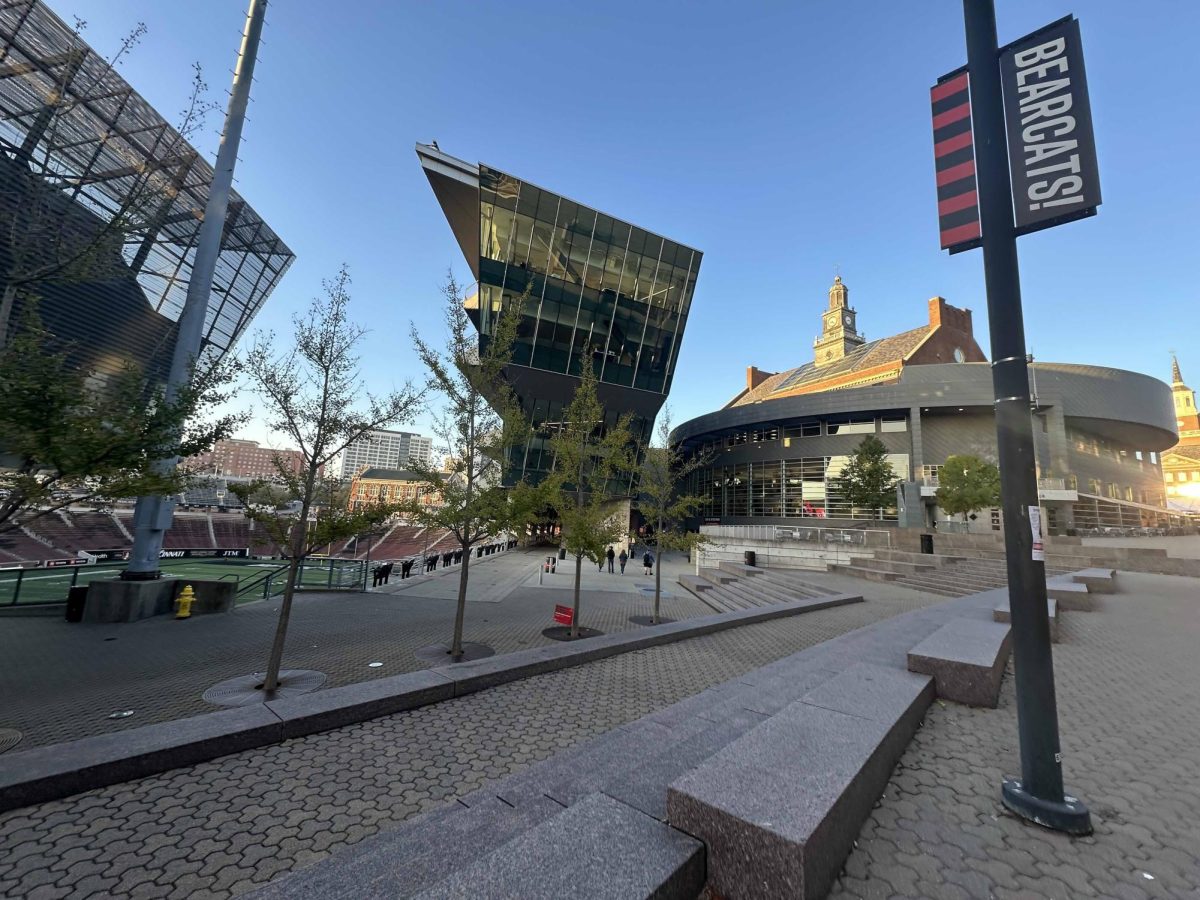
[88,547,249,561]
[1000,17,1101,234]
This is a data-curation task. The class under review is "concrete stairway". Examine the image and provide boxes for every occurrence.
[678,561,839,612]
[833,549,1075,598]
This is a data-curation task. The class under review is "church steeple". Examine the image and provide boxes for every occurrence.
[1172,354,1200,443]
[814,275,865,367]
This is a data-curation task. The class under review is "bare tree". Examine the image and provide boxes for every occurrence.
[636,407,710,624]
[0,302,242,535]
[235,265,417,693]
[543,356,637,638]
[396,274,536,660]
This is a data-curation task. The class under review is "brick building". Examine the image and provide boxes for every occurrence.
[347,468,443,511]
[187,439,319,481]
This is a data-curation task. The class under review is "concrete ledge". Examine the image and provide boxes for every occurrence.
[1072,567,1117,594]
[414,793,705,900]
[1046,578,1095,611]
[667,664,934,900]
[0,593,862,814]
[718,561,766,577]
[678,574,713,592]
[0,705,283,813]
[907,618,1012,708]
[993,598,1059,642]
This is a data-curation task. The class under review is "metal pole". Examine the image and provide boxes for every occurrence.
[363,531,373,591]
[123,0,269,579]
[961,0,1091,835]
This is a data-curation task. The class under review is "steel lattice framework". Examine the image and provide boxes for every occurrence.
[0,0,292,376]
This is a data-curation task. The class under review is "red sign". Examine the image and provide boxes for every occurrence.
[553,604,574,625]
[931,70,982,254]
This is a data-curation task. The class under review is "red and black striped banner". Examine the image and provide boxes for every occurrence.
[931,70,981,253]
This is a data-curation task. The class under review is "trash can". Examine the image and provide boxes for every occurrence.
[920,533,934,555]
[65,585,87,623]
[558,547,566,560]
[744,550,756,567]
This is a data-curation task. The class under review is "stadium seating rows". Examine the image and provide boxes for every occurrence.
[0,510,458,564]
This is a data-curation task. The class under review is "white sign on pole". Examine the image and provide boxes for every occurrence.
[1029,505,1045,561]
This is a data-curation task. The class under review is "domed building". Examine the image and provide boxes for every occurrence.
[672,278,1181,535]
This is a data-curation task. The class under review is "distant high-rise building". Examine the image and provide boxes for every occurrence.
[337,430,434,480]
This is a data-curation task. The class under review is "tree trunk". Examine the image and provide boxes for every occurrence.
[263,520,307,693]
[0,284,17,350]
[653,513,663,624]
[571,550,582,638]
[450,537,470,660]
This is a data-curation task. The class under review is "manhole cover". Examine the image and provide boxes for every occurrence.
[0,729,22,754]
[628,615,676,626]
[202,669,327,708]
[541,626,604,642]
[636,585,673,598]
[414,642,496,663]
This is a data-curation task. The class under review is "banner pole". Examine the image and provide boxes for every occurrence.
[961,0,1091,835]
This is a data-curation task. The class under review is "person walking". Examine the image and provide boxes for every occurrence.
[371,565,382,588]
[643,550,654,575]
[381,562,394,584]
[606,546,615,573]
[618,548,628,574]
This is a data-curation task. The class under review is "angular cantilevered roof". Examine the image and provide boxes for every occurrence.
[415,142,481,279]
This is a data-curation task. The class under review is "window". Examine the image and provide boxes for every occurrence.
[1150,452,1158,464]
[826,418,875,436]
[752,428,778,444]
[880,415,907,433]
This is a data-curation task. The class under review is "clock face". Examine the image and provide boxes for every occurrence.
[953,347,966,363]
[843,315,852,326]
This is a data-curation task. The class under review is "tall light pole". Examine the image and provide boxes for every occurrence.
[123,0,269,579]
[960,0,1090,834]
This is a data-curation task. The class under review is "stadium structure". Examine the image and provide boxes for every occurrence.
[0,1,293,383]
[671,278,1183,535]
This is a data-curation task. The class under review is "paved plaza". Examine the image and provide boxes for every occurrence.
[0,571,939,899]
[0,549,716,748]
[829,571,1200,900]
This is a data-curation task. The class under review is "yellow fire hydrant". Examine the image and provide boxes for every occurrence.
[175,584,196,619]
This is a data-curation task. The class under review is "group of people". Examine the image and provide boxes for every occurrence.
[595,545,654,575]
[370,539,518,588]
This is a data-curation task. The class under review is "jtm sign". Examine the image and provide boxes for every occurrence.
[1001,17,1101,234]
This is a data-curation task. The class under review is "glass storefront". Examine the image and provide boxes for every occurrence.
[690,454,909,520]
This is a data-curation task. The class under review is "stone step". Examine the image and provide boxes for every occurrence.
[668,664,934,900]
[1046,579,1095,611]
[757,569,837,597]
[698,567,736,586]
[847,556,937,576]
[907,617,1013,708]
[993,598,1059,642]
[413,793,704,900]
[717,560,767,578]
[829,564,899,582]
[872,549,965,567]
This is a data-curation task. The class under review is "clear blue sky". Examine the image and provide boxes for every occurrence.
[53,0,1200,446]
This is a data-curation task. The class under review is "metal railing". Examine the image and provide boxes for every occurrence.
[0,557,368,607]
[700,524,892,548]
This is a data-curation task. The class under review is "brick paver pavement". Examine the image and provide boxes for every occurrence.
[0,579,938,899]
[830,571,1200,900]
[0,550,715,748]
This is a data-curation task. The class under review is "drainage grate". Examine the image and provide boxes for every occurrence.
[202,669,327,708]
[0,728,22,754]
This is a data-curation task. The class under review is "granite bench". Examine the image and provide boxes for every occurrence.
[993,597,1059,642]
[414,793,704,900]
[1071,567,1117,594]
[666,663,934,900]
[1046,578,1095,611]
[906,617,1012,708]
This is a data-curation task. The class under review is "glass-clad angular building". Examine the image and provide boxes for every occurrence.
[417,143,701,486]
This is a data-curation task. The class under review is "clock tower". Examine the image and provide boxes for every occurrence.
[813,275,865,367]
[1171,355,1200,445]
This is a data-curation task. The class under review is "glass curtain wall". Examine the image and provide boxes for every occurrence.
[477,166,699,396]
[692,455,909,520]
